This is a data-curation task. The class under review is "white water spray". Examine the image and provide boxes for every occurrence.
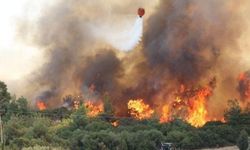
[103,16,143,52]
[95,16,143,52]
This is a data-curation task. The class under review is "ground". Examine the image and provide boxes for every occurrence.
[200,146,238,150]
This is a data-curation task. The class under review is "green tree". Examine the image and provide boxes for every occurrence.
[4,96,18,120]
[165,130,186,145]
[237,130,249,150]
[70,130,125,150]
[5,117,26,144]
[216,125,237,144]
[198,130,224,147]
[97,96,116,124]
[104,97,114,114]
[16,97,29,116]
[44,107,71,121]
[85,121,112,132]
[32,119,49,139]
[120,130,163,150]
[70,105,88,129]
[224,99,241,125]
[0,81,11,113]
[180,132,202,149]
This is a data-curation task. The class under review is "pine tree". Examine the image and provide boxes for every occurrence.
[0,81,11,113]
[237,130,249,150]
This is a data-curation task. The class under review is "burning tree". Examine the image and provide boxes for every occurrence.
[160,79,216,127]
[128,99,154,120]
[238,71,250,109]
[84,101,104,117]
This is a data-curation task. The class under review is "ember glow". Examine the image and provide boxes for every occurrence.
[128,99,154,120]
[238,71,250,107]
[36,101,46,111]
[238,71,250,100]
[84,101,104,117]
[111,120,119,127]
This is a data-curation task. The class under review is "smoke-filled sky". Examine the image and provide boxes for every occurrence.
[1,0,250,118]
[1,0,249,83]
[0,0,157,89]
[0,0,56,82]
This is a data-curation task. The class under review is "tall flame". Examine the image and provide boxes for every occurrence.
[160,85,213,127]
[186,87,211,127]
[160,104,171,123]
[128,99,154,120]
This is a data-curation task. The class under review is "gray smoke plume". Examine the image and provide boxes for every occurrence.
[144,0,243,84]
[21,0,247,118]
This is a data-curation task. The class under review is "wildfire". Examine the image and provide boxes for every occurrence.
[186,87,211,127]
[160,84,213,127]
[160,104,171,123]
[35,79,224,127]
[84,101,104,117]
[36,101,46,111]
[128,99,154,120]
[238,71,250,100]
[127,86,212,126]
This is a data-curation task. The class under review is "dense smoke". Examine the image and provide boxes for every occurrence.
[141,0,247,117]
[144,0,243,83]
[22,0,154,109]
[21,0,248,118]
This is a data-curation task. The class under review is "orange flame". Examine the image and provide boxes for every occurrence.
[128,99,154,120]
[160,85,213,127]
[238,72,250,99]
[186,87,211,127]
[238,72,246,81]
[36,101,46,110]
[84,101,104,117]
[184,86,212,127]
[160,104,171,123]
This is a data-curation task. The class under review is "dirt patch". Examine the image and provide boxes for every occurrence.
[200,146,238,150]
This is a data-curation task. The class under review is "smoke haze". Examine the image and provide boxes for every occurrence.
[10,0,250,118]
